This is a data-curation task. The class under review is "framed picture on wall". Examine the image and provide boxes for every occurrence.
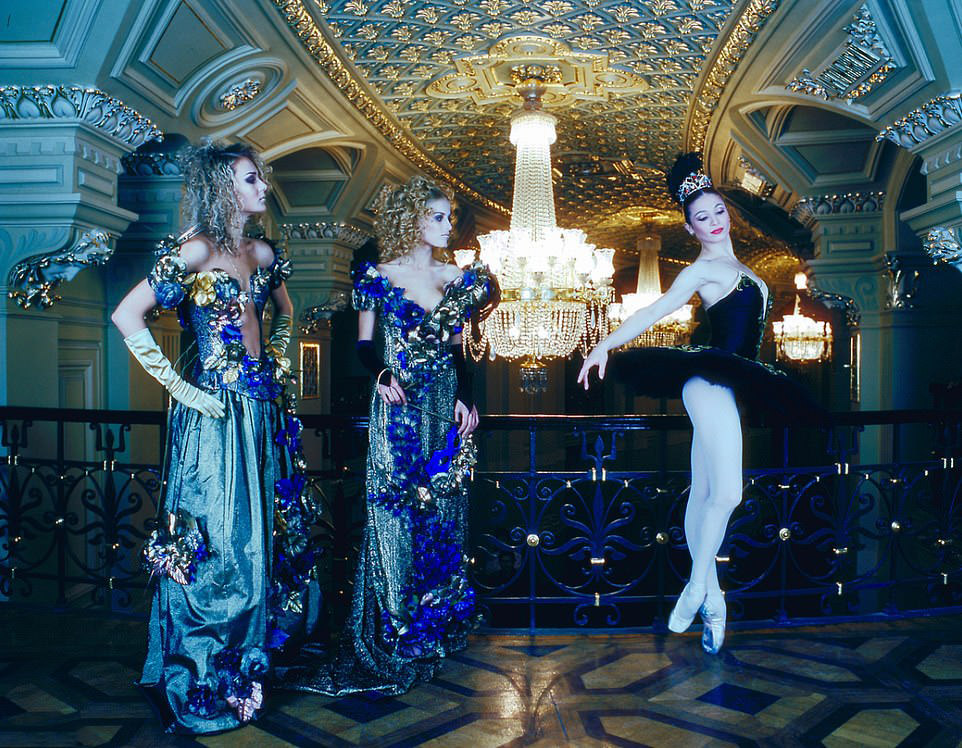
[301,342,320,399]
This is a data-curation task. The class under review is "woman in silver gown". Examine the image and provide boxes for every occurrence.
[286,176,492,695]
[112,142,318,732]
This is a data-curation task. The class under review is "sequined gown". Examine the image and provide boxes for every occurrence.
[139,242,319,733]
[611,273,818,416]
[283,261,490,696]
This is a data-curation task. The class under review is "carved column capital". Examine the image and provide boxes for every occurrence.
[0,85,163,149]
[876,92,962,151]
[279,221,370,249]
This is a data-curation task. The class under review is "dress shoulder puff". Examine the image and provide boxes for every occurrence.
[457,261,493,318]
[147,227,203,309]
[350,261,387,312]
[266,246,294,290]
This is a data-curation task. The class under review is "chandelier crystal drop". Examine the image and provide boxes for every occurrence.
[466,76,615,393]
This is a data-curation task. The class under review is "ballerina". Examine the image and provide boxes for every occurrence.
[578,153,817,653]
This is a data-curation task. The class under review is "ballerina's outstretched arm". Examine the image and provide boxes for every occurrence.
[577,263,707,388]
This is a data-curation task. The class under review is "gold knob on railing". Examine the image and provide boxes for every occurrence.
[526,533,540,547]
[891,521,901,532]
[779,528,791,541]
[655,532,668,544]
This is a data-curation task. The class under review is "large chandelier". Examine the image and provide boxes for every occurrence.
[609,233,693,347]
[464,69,615,393]
[773,273,833,363]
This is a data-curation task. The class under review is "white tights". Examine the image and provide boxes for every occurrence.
[681,376,744,595]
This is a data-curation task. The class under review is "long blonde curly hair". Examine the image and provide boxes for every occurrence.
[374,176,454,262]
[180,141,271,254]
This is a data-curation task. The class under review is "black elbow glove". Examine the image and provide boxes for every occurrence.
[450,344,474,409]
[356,340,392,385]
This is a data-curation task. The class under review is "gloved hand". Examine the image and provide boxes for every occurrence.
[123,328,225,418]
[267,313,293,358]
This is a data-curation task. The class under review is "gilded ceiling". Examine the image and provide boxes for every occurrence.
[274,0,776,251]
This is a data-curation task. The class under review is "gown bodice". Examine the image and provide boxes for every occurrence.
[352,261,492,396]
[701,273,771,360]
[148,239,293,400]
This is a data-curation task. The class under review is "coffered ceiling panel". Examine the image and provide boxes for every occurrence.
[273,0,770,250]
[0,0,67,43]
[148,2,227,85]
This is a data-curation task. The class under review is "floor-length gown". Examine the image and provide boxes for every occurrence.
[138,239,320,733]
[284,260,490,696]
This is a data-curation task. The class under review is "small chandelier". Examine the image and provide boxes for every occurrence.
[465,68,615,393]
[609,234,693,347]
[773,273,833,363]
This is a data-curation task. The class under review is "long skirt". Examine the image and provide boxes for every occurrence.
[140,390,317,733]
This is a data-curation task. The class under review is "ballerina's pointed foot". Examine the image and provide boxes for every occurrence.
[700,593,726,654]
[668,582,707,633]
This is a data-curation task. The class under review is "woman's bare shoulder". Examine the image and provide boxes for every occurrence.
[248,237,276,267]
[375,260,397,278]
[178,235,214,267]
[437,261,462,282]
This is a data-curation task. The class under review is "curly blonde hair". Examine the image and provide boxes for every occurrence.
[180,141,271,254]
[374,176,454,262]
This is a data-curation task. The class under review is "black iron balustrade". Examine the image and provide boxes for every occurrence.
[1,406,961,629]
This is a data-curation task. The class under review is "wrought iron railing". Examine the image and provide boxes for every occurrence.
[2,406,961,629]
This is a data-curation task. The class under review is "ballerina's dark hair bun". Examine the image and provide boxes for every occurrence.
[666,152,719,220]
[666,153,704,201]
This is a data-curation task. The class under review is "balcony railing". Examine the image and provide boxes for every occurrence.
[1,406,961,629]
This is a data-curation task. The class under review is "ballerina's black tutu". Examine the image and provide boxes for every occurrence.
[610,273,822,421]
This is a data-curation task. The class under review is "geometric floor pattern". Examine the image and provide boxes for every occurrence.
[2,609,962,746]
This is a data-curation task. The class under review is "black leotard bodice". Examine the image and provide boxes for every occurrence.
[609,271,826,420]
[703,274,767,359]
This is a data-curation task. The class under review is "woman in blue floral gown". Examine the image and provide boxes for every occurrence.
[112,142,318,732]
[285,176,492,695]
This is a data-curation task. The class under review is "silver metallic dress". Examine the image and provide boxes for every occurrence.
[139,242,319,733]
[283,260,490,696]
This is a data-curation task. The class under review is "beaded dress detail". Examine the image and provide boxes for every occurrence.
[282,260,490,696]
[139,236,319,734]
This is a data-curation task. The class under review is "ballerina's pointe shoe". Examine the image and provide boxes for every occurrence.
[700,593,726,654]
[668,582,707,633]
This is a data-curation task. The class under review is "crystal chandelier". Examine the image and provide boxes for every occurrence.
[464,70,615,393]
[609,234,693,347]
[773,273,833,363]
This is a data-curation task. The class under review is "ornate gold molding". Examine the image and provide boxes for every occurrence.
[8,229,112,309]
[271,0,508,215]
[786,3,898,103]
[686,0,780,154]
